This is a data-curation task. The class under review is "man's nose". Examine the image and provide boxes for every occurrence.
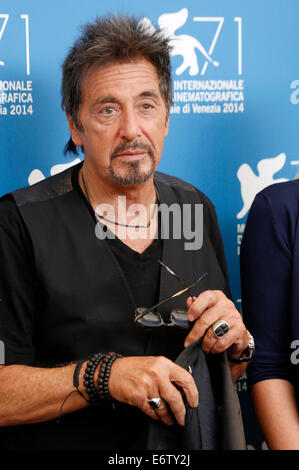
[119,107,141,141]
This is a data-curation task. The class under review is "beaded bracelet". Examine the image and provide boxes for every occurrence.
[57,353,123,422]
[73,359,90,404]
[83,352,105,405]
[97,352,123,404]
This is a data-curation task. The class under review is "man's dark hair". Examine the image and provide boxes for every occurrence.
[61,14,172,155]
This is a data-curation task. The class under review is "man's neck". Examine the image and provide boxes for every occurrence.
[79,163,159,254]
[79,163,157,219]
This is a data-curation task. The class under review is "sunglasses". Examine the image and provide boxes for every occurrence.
[134,260,207,329]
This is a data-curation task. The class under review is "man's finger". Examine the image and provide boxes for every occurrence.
[151,398,175,426]
[184,302,228,347]
[187,290,232,322]
[159,381,187,426]
[187,290,219,321]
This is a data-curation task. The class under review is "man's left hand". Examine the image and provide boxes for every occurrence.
[184,290,249,359]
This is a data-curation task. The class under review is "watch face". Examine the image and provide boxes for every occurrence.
[228,332,255,363]
[248,334,255,350]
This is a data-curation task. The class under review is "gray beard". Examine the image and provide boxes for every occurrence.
[107,159,155,186]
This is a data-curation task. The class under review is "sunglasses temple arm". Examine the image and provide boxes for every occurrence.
[157,260,195,299]
[135,272,208,322]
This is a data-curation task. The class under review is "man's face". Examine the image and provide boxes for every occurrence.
[68,59,169,186]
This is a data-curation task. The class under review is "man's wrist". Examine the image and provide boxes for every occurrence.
[228,331,255,363]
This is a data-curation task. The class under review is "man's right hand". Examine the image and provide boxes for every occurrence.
[108,356,199,426]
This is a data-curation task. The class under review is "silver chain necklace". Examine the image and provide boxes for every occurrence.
[81,172,158,229]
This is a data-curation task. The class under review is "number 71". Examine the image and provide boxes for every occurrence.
[0,14,30,75]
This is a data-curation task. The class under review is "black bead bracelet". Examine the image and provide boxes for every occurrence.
[57,352,123,422]
[97,352,123,404]
[73,359,90,403]
[83,352,105,404]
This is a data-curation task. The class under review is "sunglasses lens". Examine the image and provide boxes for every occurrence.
[170,309,190,328]
[135,308,163,328]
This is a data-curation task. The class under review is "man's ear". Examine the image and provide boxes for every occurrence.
[66,112,83,147]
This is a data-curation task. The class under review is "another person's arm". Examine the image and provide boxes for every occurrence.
[251,379,299,450]
[240,183,299,448]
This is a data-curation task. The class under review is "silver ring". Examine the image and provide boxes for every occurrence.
[213,320,230,339]
[148,397,162,409]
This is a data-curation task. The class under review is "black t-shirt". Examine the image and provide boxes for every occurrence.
[73,168,163,315]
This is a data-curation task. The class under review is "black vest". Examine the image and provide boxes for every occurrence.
[11,164,229,366]
[5,164,242,450]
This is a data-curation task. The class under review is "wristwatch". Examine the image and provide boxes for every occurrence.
[228,331,255,363]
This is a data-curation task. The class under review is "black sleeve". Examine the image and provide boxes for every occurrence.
[0,195,37,365]
[240,188,295,387]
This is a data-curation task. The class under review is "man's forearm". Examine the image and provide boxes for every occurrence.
[251,378,299,449]
[0,363,89,426]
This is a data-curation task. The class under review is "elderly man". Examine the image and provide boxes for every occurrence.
[0,15,250,450]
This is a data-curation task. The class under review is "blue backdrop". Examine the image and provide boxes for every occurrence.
[1,0,299,449]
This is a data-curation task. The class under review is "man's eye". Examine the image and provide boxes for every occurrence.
[141,103,153,110]
[102,107,115,115]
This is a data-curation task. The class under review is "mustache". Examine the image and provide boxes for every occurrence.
[111,140,154,160]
